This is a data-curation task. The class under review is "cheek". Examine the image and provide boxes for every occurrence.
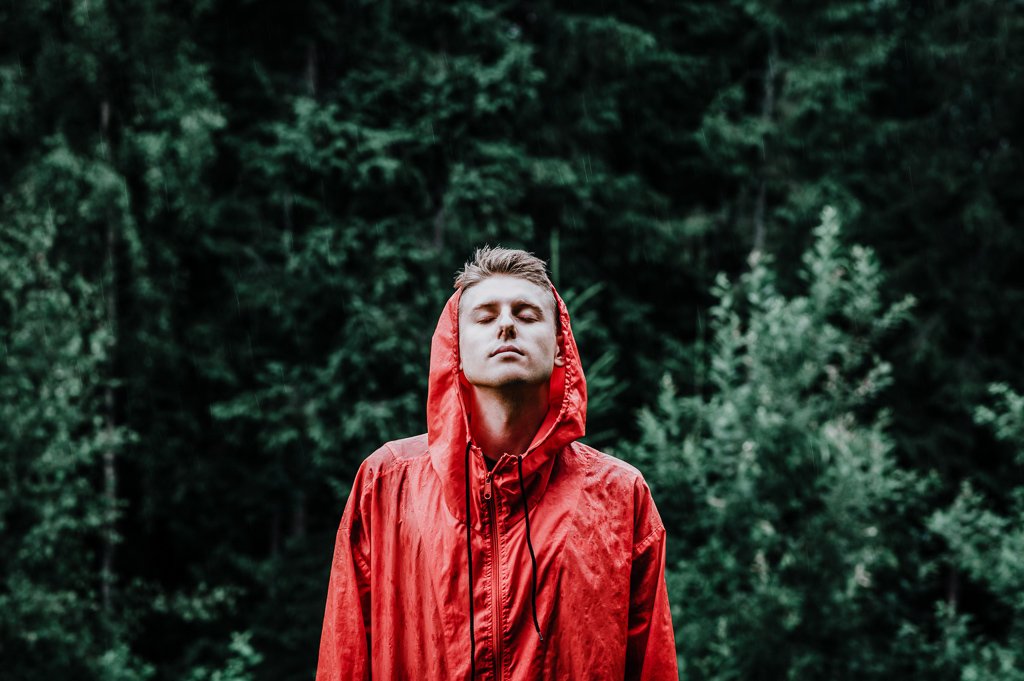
[457,331,468,367]
[458,329,484,368]
[538,330,560,361]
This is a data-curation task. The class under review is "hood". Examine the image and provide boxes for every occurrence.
[426,283,587,526]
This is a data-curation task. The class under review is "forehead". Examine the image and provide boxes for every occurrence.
[459,275,557,315]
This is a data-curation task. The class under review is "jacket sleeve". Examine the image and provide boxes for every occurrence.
[625,483,679,681]
[315,478,372,681]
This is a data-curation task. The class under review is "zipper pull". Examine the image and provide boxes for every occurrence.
[483,474,493,501]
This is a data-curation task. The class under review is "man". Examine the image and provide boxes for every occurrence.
[316,247,677,680]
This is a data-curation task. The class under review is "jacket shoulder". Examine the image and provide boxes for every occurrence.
[354,434,429,487]
[571,441,665,543]
[381,433,431,462]
[571,441,647,486]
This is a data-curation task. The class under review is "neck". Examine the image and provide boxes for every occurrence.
[469,382,550,462]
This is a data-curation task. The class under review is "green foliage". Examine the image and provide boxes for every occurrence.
[0,170,141,679]
[626,208,918,679]
[3,0,1024,679]
[974,384,1024,461]
[184,632,263,681]
[922,384,1024,679]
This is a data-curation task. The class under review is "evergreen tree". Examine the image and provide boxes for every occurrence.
[924,383,1024,680]
[3,0,1024,678]
[0,166,144,679]
[625,208,919,679]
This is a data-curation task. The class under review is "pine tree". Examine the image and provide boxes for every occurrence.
[625,207,918,679]
[924,383,1024,680]
[0,168,145,679]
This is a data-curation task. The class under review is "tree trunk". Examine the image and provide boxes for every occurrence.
[305,43,317,96]
[291,491,307,538]
[753,38,777,254]
[101,98,118,613]
[946,564,959,611]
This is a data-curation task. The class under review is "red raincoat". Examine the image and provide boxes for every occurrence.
[316,285,678,680]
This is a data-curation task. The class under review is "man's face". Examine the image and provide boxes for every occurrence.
[458,275,564,390]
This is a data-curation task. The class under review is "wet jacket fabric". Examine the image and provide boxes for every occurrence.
[316,285,678,680]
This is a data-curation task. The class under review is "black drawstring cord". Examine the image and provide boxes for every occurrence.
[466,444,543,680]
[516,455,544,642]
[464,441,476,679]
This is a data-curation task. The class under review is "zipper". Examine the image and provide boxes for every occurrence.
[483,471,504,680]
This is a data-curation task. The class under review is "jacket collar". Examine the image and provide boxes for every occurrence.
[426,283,587,525]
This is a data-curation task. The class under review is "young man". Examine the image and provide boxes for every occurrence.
[316,247,677,680]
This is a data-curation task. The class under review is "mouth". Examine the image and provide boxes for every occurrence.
[490,345,524,357]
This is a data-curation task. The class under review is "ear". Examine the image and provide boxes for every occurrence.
[553,332,565,367]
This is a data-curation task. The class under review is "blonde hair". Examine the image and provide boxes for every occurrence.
[454,246,557,313]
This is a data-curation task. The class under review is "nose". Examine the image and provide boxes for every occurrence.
[497,308,516,339]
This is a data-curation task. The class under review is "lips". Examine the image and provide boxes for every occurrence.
[490,345,524,357]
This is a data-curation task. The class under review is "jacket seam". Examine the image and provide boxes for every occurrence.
[632,526,663,560]
[364,443,405,488]
[350,526,372,575]
[565,442,597,530]
[348,444,413,573]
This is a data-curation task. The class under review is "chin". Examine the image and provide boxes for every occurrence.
[467,370,546,389]
[492,370,553,389]
[495,375,531,387]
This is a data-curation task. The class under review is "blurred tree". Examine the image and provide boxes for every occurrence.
[0,158,144,678]
[2,0,1024,679]
[923,384,1024,680]
[624,208,925,679]
[0,1,252,678]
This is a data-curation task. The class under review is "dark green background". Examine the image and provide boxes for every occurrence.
[3,1,1024,679]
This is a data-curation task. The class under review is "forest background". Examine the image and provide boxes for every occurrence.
[3,0,1024,679]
